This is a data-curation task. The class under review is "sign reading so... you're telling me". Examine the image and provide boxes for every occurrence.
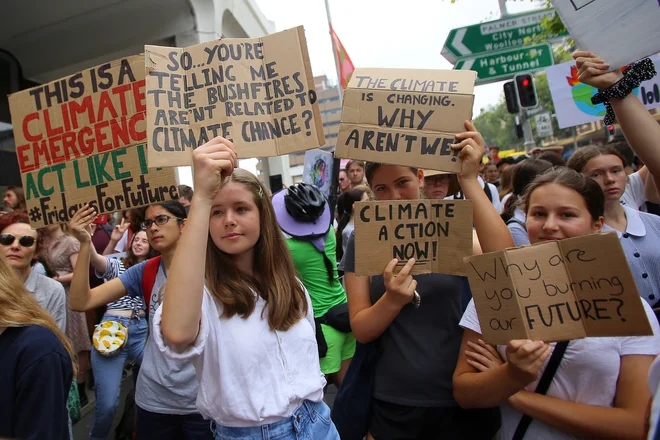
[145,26,325,167]
[335,68,476,173]
[9,55,179,228]
[465,233,653,345]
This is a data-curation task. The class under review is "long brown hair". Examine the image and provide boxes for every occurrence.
[121,230,157,269]
[205,169,308,331]
[566,145,626,173]
[0,255,77,376]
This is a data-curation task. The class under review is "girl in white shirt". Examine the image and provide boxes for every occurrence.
[453,167,660,439]
[156,136,339,439]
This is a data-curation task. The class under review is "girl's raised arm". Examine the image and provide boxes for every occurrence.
[160,137,237,348]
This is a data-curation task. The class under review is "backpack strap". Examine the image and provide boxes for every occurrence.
[512,341,569,440]
[483,181,493,202]
[506,218,527,231]
[141,256,162,314]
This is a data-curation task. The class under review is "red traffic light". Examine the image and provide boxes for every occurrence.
[521,78,530,87]
[607,125,615,131]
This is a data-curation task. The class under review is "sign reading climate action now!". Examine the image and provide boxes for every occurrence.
[145,26,325,167]
[335,68,476,173]
[354,199,473,276]
[465,232,653,345]
[9,55,179,228]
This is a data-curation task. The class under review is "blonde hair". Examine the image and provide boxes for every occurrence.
[0,255,77,376]
[205,169,308,331]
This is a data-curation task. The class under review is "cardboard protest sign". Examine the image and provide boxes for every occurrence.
[551,0,660,70]
[8,55,179,228]
[465,232,653,345]
[335,68,476,173]
[546,55,660,129]
[353,199,473,276]
[145,26,324,167]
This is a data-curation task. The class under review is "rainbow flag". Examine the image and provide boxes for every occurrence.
[330,26,354,90]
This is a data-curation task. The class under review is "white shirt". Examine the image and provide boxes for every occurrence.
[460,299,660,440]
[152,286,326,427]
[621,171,647,212]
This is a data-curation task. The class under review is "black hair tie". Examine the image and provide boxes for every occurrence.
[591,58,656,125]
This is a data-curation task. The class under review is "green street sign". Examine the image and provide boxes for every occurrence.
[453,43,554,85]
[442,9,569,63]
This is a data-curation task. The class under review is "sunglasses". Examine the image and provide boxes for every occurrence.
[0,233,36,247]
[141,214,183,230]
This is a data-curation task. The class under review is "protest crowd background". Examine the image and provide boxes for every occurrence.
[3,1,660,440]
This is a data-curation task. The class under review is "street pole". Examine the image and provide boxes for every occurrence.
[324,0,343,217]
[522,115,536,151]
[498,0,508,17]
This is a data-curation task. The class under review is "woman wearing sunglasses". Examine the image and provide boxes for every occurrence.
[0,211,66,332]
[70,201,214,440]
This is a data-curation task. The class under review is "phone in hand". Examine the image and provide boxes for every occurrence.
[93,214,109,225]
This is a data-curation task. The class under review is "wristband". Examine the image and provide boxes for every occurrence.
[591,58,656,125]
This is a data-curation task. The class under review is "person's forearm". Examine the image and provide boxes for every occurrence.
[102,238,119,255]
[612,95,660,178]
[161,197,211,347]
[453,363,528,408]
[55,272,73,284]
[350,292,404,343]
[460,178,514,253]
[88,244,108,273]
[70,241,93,310]
[509,390,644,439]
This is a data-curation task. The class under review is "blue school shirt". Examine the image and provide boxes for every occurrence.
[602,205,660,307]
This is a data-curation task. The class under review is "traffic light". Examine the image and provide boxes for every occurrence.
[605,124,616,142]
[515,74,538,109]
[504,81,519,114]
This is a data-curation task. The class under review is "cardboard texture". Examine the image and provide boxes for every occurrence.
[465,232,653,345]
[8,55,179,228]
[353,199,473,276]
[335,68,476,173]
[551,0,660,70]
[145,26,324,167]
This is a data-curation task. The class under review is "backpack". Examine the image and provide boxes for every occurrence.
[141,256,162,315]
[113,256,161,440]
[506,218,527,231]
[454,181,494,203]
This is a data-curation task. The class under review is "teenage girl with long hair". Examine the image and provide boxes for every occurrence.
[336,186,370,263]
[68,209,156,440]
[156,137,339,439]
[69,201,212,439]
[454,167,660,439]
[0,255,77,440]
[342,121,511,439]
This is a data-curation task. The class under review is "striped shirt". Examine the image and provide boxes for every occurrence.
[95,257,145,314]
[602,205,660,307]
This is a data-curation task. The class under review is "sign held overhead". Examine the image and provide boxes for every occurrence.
[354,199,473,276]
[465,232,653,345]
[551,0,660,70]
[8,55,179,228]
[335,68,476,173]
[145,26,324,167]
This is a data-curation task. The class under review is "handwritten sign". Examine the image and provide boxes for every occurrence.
[354,199,473,276]
[465,232,653,344]
[145,26,324,167]
[8,55,179,228]
[551,0,660,70]
[335,68,476,173]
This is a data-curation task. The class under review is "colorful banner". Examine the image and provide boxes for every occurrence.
[330,26,355,90]
[546,54,660,129]
[302,148,334,197]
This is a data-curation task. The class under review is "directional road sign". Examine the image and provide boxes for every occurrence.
[442,9,569,64]
[454,43,554,85]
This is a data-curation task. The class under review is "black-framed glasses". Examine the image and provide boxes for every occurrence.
[141,215,182,230]
[0,233,36,247]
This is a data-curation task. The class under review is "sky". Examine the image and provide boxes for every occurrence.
[181,0,545,185]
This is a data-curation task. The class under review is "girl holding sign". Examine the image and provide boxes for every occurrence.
[341,121,512,439]
[155,137,339,439]
[69,202,214,440]
[454,167,660,439]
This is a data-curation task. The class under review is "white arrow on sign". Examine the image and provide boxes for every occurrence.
[450,28,471,57]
